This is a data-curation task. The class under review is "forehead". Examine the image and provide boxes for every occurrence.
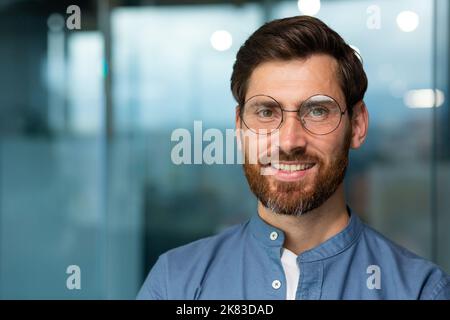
[246,54,345,106]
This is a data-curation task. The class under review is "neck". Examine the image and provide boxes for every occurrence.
[258,183,349,255]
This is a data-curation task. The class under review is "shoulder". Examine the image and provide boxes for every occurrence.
[137,220,249,299]
[360,223,450,299]
[164,221,248,262]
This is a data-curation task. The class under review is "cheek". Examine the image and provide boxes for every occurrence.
[324,122,352,158]
[313,138,342,167]
[242,131,280,164]
[326,137,350,166]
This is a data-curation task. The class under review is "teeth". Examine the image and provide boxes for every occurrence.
[272,163,314,171]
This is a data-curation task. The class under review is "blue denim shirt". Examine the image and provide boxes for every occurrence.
[137,208,450,300]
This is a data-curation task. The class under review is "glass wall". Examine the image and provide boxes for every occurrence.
[0,0,448,299]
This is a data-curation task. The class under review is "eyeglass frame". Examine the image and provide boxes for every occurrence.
[239,93,348,136]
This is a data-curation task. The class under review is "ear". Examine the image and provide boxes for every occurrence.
[350,100,369,149]
[235,105,242,150]
[235,105,241,129]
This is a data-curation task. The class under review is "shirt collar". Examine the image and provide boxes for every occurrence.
[248,205,364,262]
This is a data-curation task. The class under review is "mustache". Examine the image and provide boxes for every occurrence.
[258,148,319,166]
[277,149,318,162]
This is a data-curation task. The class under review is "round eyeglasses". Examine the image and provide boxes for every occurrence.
[241,94,347,135]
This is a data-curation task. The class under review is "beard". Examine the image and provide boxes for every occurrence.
[242,128,351,217]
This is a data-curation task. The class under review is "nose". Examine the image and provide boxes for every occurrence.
[278,111,308,153]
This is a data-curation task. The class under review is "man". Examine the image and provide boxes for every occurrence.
[137,15,450,299]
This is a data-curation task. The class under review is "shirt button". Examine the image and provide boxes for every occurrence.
[269,231,278,241]
[272,280,281,289]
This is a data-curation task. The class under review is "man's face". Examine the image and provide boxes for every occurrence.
[237,54,352,216]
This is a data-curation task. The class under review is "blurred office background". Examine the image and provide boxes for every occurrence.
[0,0,448,299]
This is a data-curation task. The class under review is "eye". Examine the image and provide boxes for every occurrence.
[257,108,274,118]
[308,106,329,118]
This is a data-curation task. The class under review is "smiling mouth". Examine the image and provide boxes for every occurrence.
[270,162,316,172]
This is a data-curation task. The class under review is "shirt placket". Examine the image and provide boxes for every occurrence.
[266,230,287,299]
[296,259,324,300]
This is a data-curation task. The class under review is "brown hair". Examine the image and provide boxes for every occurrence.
[230,15,368,117]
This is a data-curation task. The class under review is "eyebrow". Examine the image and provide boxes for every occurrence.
[282,95,337,110]
[246,99,280,108]
[302,96,335,106]
[245,94,338,110]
